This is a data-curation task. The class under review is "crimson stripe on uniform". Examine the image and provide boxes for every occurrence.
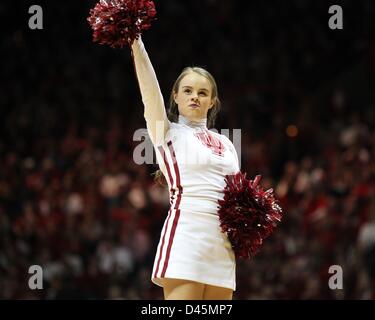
[161,141,183,277]
[153,143,175,279]
[157,145,174,191]
[153,207,172,279]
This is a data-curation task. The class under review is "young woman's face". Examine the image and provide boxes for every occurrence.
[174,72,214,122]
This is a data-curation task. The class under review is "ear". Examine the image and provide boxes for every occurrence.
[173,91,178,104]
[208,98,215,109]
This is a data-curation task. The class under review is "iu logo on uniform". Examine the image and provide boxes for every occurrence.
[194,130,226,156]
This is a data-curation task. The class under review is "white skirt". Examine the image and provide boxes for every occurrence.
[151,208,236,291]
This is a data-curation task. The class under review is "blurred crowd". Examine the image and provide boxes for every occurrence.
[0,0,374,299]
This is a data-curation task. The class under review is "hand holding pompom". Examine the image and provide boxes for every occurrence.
[218,172,283,259]
[87,0,157,49]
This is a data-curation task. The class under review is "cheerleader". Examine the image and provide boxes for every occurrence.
[131,37,239,300]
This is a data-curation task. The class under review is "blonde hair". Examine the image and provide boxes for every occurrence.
[153,67,221,185]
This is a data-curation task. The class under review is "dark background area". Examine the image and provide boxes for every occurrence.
[0,0,374,299]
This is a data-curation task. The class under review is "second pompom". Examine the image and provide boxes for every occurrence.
[87,0,157,49]
[218,172,283,260]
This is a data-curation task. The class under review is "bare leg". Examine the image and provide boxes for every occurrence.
[202,284,233,300]
[162,278,205,300]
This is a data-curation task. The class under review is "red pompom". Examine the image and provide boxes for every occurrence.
[87,0,157,49]
[218,172,283,259]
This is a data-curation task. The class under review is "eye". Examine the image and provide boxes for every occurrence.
[199,91,207,96]
[184,89,191,94]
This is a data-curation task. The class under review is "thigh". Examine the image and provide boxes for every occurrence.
[202,284,233,300]
[162,278,205,300]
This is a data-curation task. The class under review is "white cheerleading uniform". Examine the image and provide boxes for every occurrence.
[132,38,239,290]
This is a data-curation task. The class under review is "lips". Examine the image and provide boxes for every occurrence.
[189,104,200,108]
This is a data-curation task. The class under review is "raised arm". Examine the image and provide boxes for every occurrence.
[131,37,169,145]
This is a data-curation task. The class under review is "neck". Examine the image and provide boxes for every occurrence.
[178,115,207,129]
